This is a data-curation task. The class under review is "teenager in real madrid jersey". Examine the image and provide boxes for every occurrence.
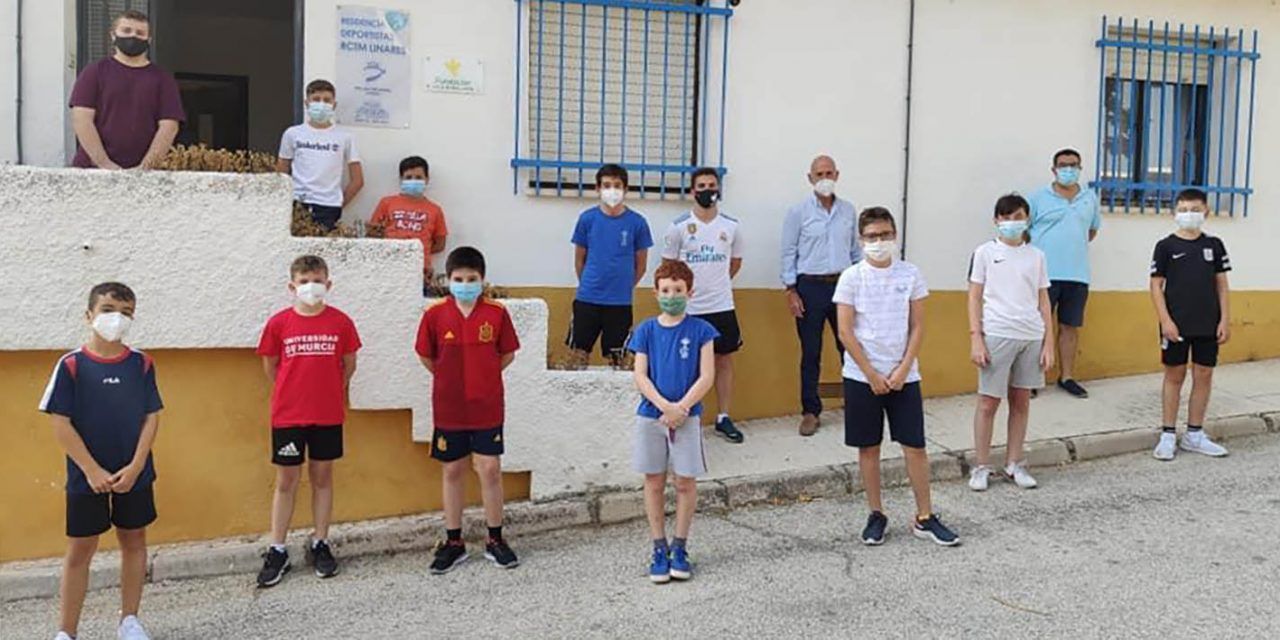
[661,167,747,443]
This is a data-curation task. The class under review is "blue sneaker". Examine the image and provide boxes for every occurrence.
[649,546,671,584]
[912,514,960,547]
[861,511,888,546]
[669,545,692,581]
[714,417,745,443]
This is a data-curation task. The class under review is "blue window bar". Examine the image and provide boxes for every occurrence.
[1093,17,1260,216]
[511,0,733,198]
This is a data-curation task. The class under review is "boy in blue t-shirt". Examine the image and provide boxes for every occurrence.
[627,261,718,584]
[40,282,163,640]
[570,163,654,367]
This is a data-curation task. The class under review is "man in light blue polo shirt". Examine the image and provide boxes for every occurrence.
[780,155,862,436]
[1027,148,1102,399]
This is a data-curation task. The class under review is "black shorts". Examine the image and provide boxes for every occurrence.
[843,379,926,449]
[300,202,343,231]
[430,426,505,462]
[567,300,633,358]
[1161,335,1219,367]
[66,486,157,538]
[694,310,743,355]
[272,425,344,466]
[1048,280,1089,328]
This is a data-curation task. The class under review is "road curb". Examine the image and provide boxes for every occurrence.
[3,411,1275,603]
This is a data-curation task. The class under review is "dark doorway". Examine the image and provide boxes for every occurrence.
[152,0,298,153]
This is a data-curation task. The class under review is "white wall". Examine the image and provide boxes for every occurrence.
[0,0,75,166]
[0,166,638,498]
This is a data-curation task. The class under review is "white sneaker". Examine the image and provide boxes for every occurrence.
[1005,461,1038,489]
[968,465,992,491]
[118,615,151,640]
[54,633,74,640]
[1180,430,1229,457]
[1153,432,1177,461]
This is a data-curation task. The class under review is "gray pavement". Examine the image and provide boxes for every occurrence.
[6,435,1278,639]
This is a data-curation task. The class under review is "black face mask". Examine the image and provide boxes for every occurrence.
[114,36,150,57]
[694,189,720,208]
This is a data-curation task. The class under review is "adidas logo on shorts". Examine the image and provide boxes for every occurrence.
[276,442,301,457]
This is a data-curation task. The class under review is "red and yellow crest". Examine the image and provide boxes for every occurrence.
[478,321,495,343]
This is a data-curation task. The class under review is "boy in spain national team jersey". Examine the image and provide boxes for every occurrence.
[661,167,746,443]
[1149,188,1233,461]
[255,255,362,588]
[41,282,163,640]
[416,247,522,574]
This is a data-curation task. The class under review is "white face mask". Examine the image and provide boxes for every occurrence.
[813,178,837,198]
[600,188,625,208]
[92,312,132,343]
[1175,210,1206,230]
[863,240,897,263]
[295,282,328,306]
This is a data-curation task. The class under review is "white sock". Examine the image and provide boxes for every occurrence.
[717,413,729,422]
[270,543,286,553]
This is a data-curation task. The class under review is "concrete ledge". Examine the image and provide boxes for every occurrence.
[4,413,1276,603]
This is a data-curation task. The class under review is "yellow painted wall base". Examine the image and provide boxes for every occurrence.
[1,350,529,562]
[509,286,1280,417]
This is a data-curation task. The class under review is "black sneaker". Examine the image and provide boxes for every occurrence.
[485,537,520,569]
[912,514,960,547]
[256,547,291,588]
[430,540,469,575]
[714,417,745,444]
[861,511,888,546]
[1057,378,1089,398]
[308,540,339,579]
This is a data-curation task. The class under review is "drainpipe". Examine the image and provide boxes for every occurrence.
[15,0,23,164]
[900,0,915,258]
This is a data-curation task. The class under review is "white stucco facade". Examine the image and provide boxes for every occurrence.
[0,166,637,498]
[3,0,1277,294]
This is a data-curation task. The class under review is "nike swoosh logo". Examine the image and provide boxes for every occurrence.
[994,259,1006,263]
[1172,253,1186,259]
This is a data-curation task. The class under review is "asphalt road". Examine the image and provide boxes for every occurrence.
[6,435,1279,639]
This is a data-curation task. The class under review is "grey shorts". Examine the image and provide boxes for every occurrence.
[632,416,707,478]
[978,336,1045,399]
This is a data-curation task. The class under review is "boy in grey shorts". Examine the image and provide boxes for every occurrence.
[628,261,718,584]
[967,194,1056,492]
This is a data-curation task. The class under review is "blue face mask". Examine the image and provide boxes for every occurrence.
[449,281,483,303]
[307,101,335,124]
[401,179,426,197]
[997,220,1028,240]
[1055,167,1080,187]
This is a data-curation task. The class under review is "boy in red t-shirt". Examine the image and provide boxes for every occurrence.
[369,155,449,294]
[254,255,362,588]
[416,247,521,573]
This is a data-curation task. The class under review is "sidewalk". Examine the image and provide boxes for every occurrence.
[4,360,1278,602]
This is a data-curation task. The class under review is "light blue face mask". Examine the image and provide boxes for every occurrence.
[401,179,426,197]
[307,101,335,124]
[449,281,483,302]
[1055,166,1081,187]
[997,220,1028,240]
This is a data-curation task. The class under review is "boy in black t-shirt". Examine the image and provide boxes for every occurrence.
[1149,188,1232,461]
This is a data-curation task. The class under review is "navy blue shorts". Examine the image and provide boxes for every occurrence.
[843,380,926,449]
[431,426,505,462]
[66,486,157,538]
[1048,280,1089,328]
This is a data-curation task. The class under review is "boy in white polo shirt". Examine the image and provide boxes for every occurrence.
[967,194,1055,492]
[276,79,365,231]
[661,167,745,443]
[833,207,959,547]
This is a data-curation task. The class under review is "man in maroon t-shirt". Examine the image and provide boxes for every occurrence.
[68,10,184,170]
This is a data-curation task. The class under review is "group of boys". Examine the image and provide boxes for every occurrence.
[41,113,1237,637]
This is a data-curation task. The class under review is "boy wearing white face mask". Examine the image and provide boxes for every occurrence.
[1149,188,1232,461]
[569,163,654,367]
[255,255,362,588]
[833,208,959,547]
[41,282,163,640]
[277,79,364,232]
[967,195,1055,492]
[370,155,449,293]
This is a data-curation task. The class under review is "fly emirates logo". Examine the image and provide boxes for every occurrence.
[283,334,340,358]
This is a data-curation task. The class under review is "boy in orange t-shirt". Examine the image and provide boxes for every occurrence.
[370,155,448,294]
